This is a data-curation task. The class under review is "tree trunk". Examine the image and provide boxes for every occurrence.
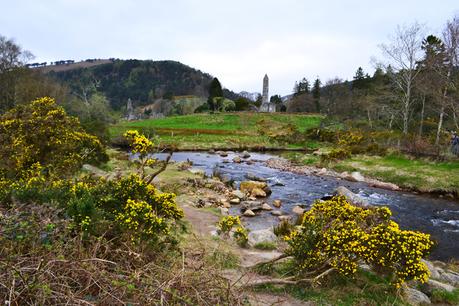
[418,95,425,138]
[435,106,445,146]
[367,109,372,128]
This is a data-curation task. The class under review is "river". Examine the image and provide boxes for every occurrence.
[155,151,459,261]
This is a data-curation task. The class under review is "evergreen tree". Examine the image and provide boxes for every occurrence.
[312,78,321,113]
[294,77,310,95]
[207,77,223,111]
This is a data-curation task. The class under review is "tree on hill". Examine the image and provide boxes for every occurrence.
[294,77,310,95]
[312,78,321,113]
[270,94,282,104]
[207,77,223,111]
[0,34,34,112]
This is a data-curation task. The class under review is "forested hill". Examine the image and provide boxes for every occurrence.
[45,59,240,110]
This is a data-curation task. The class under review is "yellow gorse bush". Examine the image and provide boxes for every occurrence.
[0,97,106,180]
[284,196,433,287]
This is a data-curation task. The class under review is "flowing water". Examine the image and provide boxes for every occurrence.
[156,151,459,261]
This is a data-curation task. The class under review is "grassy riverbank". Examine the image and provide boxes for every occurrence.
[109,112,323,150]
[284,151,459,197]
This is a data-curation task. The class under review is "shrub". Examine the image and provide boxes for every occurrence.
[0,97,107,180]
[284,196,433,287]
[216,216,248,246]
[233,226,249,247]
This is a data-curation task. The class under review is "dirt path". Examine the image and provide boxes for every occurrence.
[177,196,313,305]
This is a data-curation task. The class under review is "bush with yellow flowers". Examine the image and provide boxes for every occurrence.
[284,196,433,287]
[216,215,249,246]
[0,97,107,180]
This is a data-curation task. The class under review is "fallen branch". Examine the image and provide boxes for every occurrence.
[243,268,335,288]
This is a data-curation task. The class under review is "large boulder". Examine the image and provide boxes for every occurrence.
[334,186,370,208]
[421,279,456,294]
[403,287,431,305]
[248,229,277,247]
[240,181,272,196]
[251,188,267,198]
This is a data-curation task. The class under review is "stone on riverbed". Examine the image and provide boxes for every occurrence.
[245,173,267,182]
[422,279,456,294]
[216,151,228,157]
[334,186,370,208]
[232,190,245,199]
[220,207,229,215]
[271,210,282,216]
[241,200,263,212]
[243,209,256,217]
[233,156,242,163]
[273,200,282,208]
[248,229,277,247]
[251,188,267,198]
[261,203,273,211]
[292,205,305,215]
[230,198,240,204]
[241,151,251,159]
[240,181,272,196]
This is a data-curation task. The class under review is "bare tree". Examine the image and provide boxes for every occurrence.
[0,35,34,112]
[443,16,459,130]
[379,23,425,135]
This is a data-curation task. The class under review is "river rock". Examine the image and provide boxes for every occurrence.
[422,260,441,280]
[232,190,245,199]
[422,279,456,294]
[222,201,231,208]
[248,229,277,247]
[220,207,229,215]
[334,186,370,208]
[350,171,365,182]
[271,210,282,216]
[317,168,327,175]
[208,149,215,154]
[233,156,242,163]
[222,159,230,163]
[437,270,459,286]
[273,200,282,208]
[403,287,431,305]
[241,200,263,212]
[292,205,305,215]
[261,203,273,211]
[217,151,228,157]
[240,181,271,196]
[243,209,256,217]
[367,179,400,191]
[230,198,240,204]
[240,181,267,193]
[241,151,251,159]
[251,188,267,198]
[246,173,267,182]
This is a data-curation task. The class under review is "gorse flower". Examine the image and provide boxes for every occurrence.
[285,196,433,287]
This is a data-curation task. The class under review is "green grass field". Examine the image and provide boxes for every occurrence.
[110,112,323,150]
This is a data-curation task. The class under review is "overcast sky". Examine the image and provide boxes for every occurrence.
[1,0,458,96]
